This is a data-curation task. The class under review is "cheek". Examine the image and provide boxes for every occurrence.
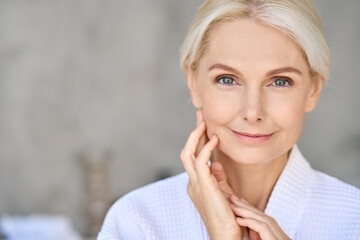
[200,91,240,137]
[269,94,306,135]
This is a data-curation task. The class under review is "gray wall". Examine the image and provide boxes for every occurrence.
[0,0,359,236]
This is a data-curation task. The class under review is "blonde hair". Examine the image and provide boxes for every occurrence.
[180,0,330,81]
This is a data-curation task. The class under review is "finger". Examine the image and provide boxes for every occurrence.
[236,218,276,240]
[230,203,272,227]
[181,121,206,162]
[195,110,208,157]
[195,135,219,178]
[230,195,264,216]
[197,135,219,165]
[183,121,206,156]
[230,203,258,220]
[210,161,227,182]
[180,121,206,178]
[241,198,250,204]
[210,161,233,199]
[195,126,207,158]
[231,196,287,240]
[181,154,196,180]
[230,201,280,238]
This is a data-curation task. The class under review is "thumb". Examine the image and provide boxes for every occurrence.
[210,161,233,198]
[210,161,227,183]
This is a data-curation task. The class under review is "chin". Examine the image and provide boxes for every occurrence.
[216,141,290,166]
[231,151,275,165]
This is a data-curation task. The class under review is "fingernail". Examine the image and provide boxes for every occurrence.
[210,135,217,141]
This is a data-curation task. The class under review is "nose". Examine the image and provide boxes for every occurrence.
[240,87,265,123]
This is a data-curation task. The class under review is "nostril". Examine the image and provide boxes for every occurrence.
[242,115,263,122]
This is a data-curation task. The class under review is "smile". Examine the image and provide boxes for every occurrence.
[231,130,274,144]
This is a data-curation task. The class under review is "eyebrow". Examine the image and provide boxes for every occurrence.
[208,63,242,76]
[208,63,302,76]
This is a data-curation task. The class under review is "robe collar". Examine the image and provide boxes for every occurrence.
[264,144,314,239]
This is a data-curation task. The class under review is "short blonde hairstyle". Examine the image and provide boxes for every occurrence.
[180,0,330,81]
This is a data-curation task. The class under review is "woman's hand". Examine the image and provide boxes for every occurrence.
[180,110,242,240]
[229,194,291,240]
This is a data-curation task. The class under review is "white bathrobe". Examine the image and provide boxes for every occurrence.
[98,145,360,240]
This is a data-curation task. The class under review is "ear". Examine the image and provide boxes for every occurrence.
[185,65,203,109]
[305,74,324,112]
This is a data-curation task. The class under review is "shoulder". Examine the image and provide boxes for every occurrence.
[266,145,360,239]
[300,170,360,238]
[98,172,199,240]
[124,171,189,200]
[115,172,190,215]
[311,170,360,209]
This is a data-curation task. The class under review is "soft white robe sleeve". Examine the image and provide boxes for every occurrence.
[97,198,145,240]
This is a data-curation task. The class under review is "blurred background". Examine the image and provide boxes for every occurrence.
[0,0,359,239]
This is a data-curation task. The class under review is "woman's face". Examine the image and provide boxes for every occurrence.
[187,19,323,164]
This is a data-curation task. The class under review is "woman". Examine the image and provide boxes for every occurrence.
[98,0,360,239]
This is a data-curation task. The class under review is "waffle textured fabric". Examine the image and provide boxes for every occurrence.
[98,145,360,240]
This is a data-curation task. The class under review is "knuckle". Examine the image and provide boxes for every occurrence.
[265,215,275,224]
[180,153,184,162]
[180,149,190,160]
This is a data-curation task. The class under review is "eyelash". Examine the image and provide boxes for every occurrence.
[215,75,294,88]
[215,75,237,87]
[270,77,294,88]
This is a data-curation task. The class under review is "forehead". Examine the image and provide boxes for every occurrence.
[201,19,309,73]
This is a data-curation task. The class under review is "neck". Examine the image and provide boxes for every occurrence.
[213,149,289,211]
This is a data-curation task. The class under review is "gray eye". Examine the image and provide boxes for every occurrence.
[219,76,235,85]
[273,78,290,87]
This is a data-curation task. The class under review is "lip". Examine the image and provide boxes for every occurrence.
[231,130,274,144]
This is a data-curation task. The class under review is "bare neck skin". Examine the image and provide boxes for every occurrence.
[213,149,289,211]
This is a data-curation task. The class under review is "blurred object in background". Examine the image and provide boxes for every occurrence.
[0,215,81,240]
[79,148,111,238]
[155,168,173,181]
